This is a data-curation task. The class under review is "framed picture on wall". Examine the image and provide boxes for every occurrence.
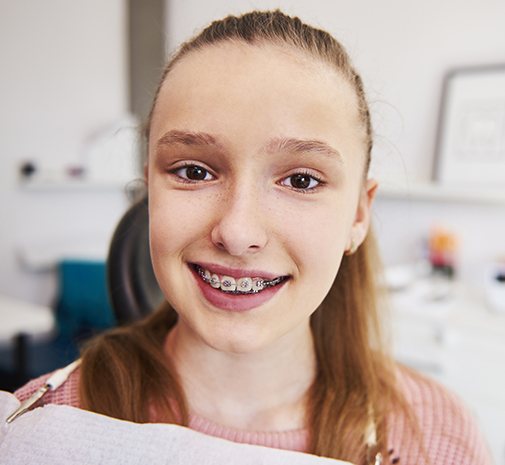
[434,64,505,187]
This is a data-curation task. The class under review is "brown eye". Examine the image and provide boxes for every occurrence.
[290,174,311,189]
[281,173,320,190]
[186,165,207,180]
[173,164,214,182]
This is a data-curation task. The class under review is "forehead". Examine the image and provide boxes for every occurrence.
[150,42,363,154]
[170,41,340,86]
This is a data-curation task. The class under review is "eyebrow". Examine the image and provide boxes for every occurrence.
[156,130,343,163]
[265,137,344,164]
[156,130,225,150]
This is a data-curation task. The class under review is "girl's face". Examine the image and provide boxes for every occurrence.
[147,42,376,354]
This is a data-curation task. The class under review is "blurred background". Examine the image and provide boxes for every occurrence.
[1,0,504,462]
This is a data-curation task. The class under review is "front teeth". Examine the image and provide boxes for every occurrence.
[237,277,253,292]
[221,276,236,291]
[195,266,282,294]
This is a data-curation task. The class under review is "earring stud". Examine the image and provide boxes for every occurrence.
[345,238,358,256]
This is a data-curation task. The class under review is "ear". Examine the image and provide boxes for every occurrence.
[346,179,378,252]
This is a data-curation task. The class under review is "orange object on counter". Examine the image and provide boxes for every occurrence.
[428,227,458,275]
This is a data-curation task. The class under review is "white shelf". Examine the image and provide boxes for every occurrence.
[377,182,505,205]
[19,178,138,192]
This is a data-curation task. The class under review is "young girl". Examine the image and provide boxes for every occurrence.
[14,10,491,465]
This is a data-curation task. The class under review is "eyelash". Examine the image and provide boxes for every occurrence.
[279,170,324,193]
[169,163,215,183]
[169,163,325,193]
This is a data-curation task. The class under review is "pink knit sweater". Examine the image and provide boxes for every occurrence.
[14,364,492,465]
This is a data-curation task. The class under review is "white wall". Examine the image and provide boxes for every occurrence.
[164,0,505,277]
[0,0,130,304]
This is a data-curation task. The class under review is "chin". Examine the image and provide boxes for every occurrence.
[202,323,275,355]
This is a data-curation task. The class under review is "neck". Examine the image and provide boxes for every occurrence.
[164,320,316,432]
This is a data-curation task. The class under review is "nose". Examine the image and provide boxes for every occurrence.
[210,183,268,256]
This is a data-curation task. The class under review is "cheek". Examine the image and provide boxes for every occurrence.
[304,222,344,287]
[283,198,351,262]
[148,186,213,259]
[279,197,353,302]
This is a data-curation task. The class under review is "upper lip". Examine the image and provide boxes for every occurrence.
[191,262,286,280]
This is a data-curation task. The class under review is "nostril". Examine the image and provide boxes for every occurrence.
[215,240,226,250]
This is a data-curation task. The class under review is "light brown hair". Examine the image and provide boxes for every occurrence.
[80,10,415,464]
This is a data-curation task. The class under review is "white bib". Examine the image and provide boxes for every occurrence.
[1,391,353,465]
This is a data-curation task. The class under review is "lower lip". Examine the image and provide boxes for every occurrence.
[190,266,287,312]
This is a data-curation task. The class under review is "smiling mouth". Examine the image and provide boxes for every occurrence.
[192,264,289,295]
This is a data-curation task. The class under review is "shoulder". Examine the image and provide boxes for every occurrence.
[388,364,492,465]
[14,366,81,408]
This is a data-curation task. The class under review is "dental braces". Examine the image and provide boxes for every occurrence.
[196,266,285,294]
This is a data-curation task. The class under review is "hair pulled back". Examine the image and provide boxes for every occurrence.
[80,10,413,464]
